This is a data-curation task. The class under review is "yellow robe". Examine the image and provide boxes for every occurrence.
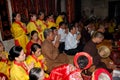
[108,23,116,33]
[47,21,57,29]
[36,19,47,41]
[56,15,63,28]
[0,51,10,78]
[11,22,29,52]
[26,54,48,77]
[10,61,29,80]
[27,21,43,41]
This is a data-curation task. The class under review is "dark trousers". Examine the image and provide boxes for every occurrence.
[58,42,65,53]
[65,44,83,55]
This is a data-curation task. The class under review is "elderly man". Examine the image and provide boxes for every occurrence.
[41,29,69,73]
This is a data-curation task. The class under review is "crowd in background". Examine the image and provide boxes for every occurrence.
[0,11,120,80]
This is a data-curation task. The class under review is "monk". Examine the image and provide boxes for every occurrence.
[41,29,69,73]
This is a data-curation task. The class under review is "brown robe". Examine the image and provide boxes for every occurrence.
[41,39,69,73]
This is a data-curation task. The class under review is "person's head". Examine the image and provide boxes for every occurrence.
[69,24,77,35]
[38,11,45,20]
[31,30,39,41]
[77,56,88,69]
[43,29,54,41]
[60,12,65,19]
[59,21,66,29]
[47,13,54,21]
[97,24,105,33]
[31,43,41,57]
[30,13,37,21]
[12,12,21,22]
[0,41,4,52]
[92,31,104,43]
[29,67,45,80]
[98,46,110,58]
[74,52,93,70]
[50,27,58,35]
[8,46,25,62]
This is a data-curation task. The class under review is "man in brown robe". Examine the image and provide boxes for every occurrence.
[41,29,69,73]
[83,31,105,73]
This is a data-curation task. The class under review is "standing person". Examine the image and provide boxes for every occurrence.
[26,30,42,56]
[83,31,104,71]
[41,29,69,73]
[65,24,81,55]
[37,11,47,41]
[11,12,29,53]
[8,46,34,80]
[27,13,42,41]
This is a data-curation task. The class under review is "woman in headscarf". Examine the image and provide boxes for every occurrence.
[92,68,112,80]
[49,52,93,80]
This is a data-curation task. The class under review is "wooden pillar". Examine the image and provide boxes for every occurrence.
[66,0,75,23]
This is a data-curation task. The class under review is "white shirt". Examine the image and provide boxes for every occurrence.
[65,32,79,50]
[58,28,67,42]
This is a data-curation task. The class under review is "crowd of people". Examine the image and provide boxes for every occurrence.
[0,11,120,80]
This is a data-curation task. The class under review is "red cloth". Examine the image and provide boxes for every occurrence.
[49,64,70,80]
[92,68,112,80]
[26,40,33,56]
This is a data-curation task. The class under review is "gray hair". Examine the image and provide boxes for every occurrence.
[92,31,104,39]
[43,28,52,39]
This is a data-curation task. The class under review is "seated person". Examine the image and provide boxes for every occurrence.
[41,29,69,73]
[26,43,48,78]
[26,30,42,56]
[58,22,67,53]
[65,24,82,55]
[8,46,34,80]
[50,27,60,48]
[49,52,93,80]
[0,41,10,79]
[92,68,112,80]
[83,31,105,73]
[29,67,49,80]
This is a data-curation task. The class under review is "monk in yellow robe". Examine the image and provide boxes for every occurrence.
[11,13,29,53]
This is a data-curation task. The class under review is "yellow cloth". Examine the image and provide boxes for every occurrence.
[10,62,29,80]
[27,21,43,41]
[56,15,63,28]
[36,19,47,32]
[26,54,49,78]
[108,23,116,33]
[36,20,47,41]
[0,51,10,78]
[47,21,57,29]
[11,22,29,52]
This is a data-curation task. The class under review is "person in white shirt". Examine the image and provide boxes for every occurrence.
[58,22,67,53]
[51,27,60,48]
[65,24,82,55]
